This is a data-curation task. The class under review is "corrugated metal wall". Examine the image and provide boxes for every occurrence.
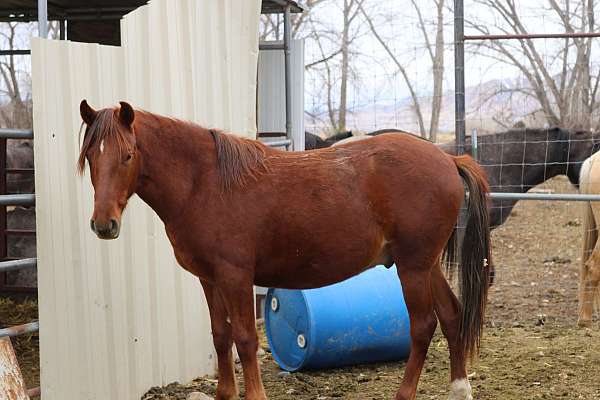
[31,1,261,399]
[257,39,305,150]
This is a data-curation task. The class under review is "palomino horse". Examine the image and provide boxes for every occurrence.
[579,151,600,327]
[78,100,491,400]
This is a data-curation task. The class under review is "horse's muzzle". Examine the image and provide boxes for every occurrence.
[90,218,120,240]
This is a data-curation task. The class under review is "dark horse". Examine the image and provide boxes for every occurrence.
[305,129,405,150]
[305,130,353,149]
[78,101,490,400]
[440,127,600,228]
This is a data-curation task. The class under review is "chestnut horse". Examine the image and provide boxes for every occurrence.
[78,100,491,400]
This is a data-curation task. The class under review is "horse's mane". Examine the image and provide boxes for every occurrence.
[77,108,129,174]
[210,130,269,192]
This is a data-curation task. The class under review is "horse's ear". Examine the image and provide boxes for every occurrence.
[119,101,135,127]
[80,99,97,126]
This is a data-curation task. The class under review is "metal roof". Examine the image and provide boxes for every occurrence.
[0,0,304,21]
[261,0,305,14]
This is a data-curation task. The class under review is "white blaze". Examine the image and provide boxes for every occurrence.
[99,140,105,154]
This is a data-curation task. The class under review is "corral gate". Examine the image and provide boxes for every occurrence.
[453,0,600,203]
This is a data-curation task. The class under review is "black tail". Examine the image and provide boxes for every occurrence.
[444,155,491,359]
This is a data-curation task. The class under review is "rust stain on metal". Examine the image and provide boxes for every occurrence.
[0,337,29,400]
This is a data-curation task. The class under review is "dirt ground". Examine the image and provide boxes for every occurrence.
[2,176,600,399]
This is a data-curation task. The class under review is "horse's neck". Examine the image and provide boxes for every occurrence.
[133,114,215,222]
[526,131,567,187]
[484,131,566,191]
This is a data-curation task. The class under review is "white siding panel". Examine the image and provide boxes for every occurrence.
[258,39,305,150]
[31,1,261,399]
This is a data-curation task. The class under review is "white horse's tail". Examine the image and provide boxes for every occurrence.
[580,157,595,264]
[582,201,596,265]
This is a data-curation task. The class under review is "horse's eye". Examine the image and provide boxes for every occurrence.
[125,153,133,162]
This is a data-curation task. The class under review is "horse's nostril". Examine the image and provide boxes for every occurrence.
[110,219,118,233]
[90,219,95,232]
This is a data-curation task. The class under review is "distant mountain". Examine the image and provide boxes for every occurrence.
[310,77,545,136]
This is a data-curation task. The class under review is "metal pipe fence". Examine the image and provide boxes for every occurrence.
[0,125,38,396]
[490,192,600,202]
[453,0,600,202]
[0,194,35,207]
[0,258,36,274]
[0,129,34,139]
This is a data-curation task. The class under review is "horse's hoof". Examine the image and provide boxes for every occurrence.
[577,319,593,328]
[214,395,238,400]
[187,392,214,400]
[449,379,473,400]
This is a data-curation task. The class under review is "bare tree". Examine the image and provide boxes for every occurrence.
[0,23,32,129]
[337,0,366,131]
[418,0,445,142]
[466,0,600,130]
[260,0,367,134]
[358,0,446,141]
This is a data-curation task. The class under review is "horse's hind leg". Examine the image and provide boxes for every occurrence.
[394,259,438,400]
[431,262,473,400]
[578,247,600,328]
[200,280,239,400]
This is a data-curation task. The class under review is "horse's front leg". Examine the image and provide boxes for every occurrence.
[200,280,239,400]
[216,266,267,400]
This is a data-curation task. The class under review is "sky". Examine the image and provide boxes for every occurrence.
[2,1,599,132]
[297,0,600,126]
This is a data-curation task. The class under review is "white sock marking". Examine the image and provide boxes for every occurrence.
[449,378,473,400]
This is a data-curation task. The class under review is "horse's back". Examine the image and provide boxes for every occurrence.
[255,133,465,278]
[580,152,600,194]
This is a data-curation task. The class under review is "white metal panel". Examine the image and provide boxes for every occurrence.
[31,1,261,399]
[258,39,305,150]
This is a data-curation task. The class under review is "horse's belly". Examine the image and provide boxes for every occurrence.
[254,230,392,289]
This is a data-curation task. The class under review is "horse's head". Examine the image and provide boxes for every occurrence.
[564,129,600,186]
[78,100,141,240]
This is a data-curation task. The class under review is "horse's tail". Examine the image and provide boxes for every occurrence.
[581,158,596,265]
[444,155,491,360]
[582,201,596,266]
[579,158,600,310]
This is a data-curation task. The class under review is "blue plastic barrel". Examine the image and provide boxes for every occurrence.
[265,265,411,371]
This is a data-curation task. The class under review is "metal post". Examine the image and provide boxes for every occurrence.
[38,0,48,38]
[471,128,478,161]
[0,138,6,292]
[59,19,66,40]
[454,0,466,155]
[283,4,293,150]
